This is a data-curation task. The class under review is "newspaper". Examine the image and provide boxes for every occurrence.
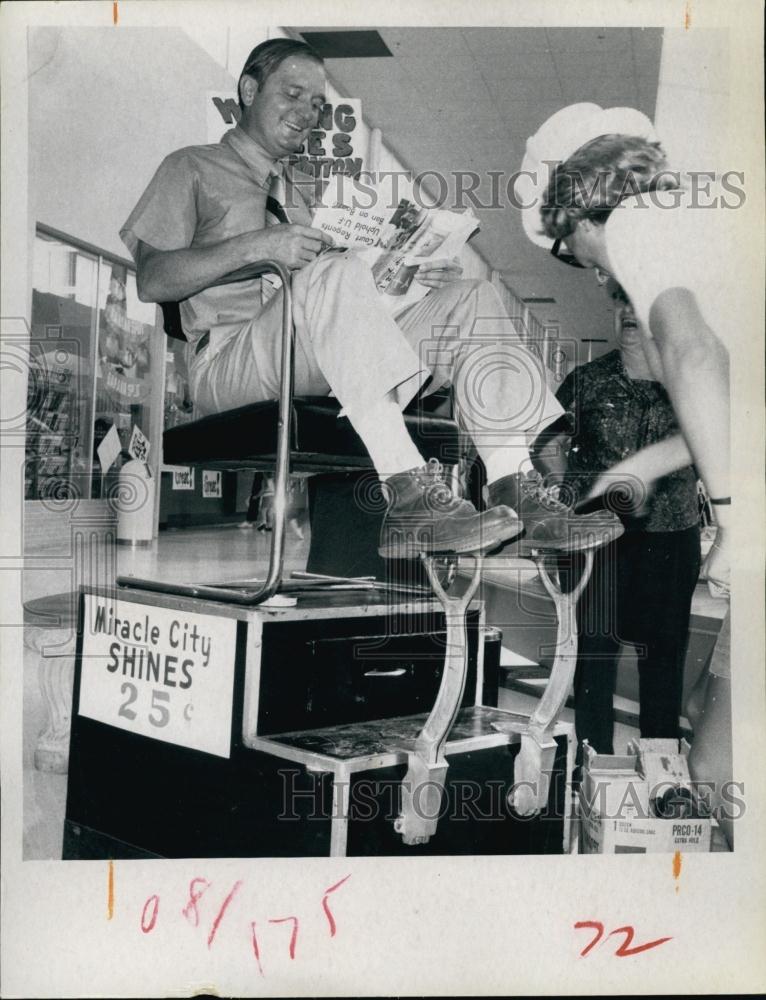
[311,175,479,314]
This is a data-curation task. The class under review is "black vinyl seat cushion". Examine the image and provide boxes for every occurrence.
[163,395,462,470]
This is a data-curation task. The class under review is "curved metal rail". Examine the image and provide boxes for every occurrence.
[117,260,294,606]
[492,548,595,816]
[394,554,483,845]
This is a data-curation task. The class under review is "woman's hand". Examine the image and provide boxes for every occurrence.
[581,435,694,509]
[703,525,731,599]
[414,256,463,289]
[700,505,732,597]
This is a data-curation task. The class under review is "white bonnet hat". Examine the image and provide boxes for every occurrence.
[517,103,659,248]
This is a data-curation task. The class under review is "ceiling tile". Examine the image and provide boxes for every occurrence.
[631,27,665,54]
[288,23,663,350]
[635,88,659,119]
[326,64,414,102]
[552,47,633,80]
[485,76,564,103]
[401,64,493,102]
[380,27,471,59]
[324,56,398,81]
[545,27,633,52]
[559,75,638,106]
[462,27,551,55]
[497,99,568,138]
[427,106,505,130]
[456,148,525,178]
[477,49,559,80]
[633,37,663,86]
[637,66,666,92]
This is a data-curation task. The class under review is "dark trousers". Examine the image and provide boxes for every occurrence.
[573,525,701,757]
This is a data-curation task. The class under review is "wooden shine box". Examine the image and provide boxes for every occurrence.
[64,586,572,858]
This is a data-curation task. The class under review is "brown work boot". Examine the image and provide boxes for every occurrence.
[487,470,623,554]
[379,459,523,558]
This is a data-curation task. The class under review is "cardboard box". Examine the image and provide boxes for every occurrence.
[581,751,650,820]
[579,739,712,854]
[579,790,712,853]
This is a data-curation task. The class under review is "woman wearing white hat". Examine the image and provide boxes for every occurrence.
[519,103,734,844]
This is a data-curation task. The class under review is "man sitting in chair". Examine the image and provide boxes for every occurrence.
[121,38,619,559]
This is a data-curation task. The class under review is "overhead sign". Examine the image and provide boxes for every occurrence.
[79,595,237,758]
[208,94,364,178]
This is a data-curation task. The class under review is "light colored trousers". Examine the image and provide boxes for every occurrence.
[190,251,563,449]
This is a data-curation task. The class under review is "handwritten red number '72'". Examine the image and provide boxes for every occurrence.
[575,921,672,958]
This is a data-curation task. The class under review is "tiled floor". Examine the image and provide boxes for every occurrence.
[23,522,637,860]
[118,520,312,586]
[498,682,638,755]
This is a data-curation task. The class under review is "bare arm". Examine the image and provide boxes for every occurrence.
[584,433,693,503]
[648,286,729,500]
[586,291,727,501]
[649,286,730,594]
[135,225,333,303]
[638,327,666,382]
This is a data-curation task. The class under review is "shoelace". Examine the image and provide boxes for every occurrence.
[419,458,463,509]
[521,472,570,513]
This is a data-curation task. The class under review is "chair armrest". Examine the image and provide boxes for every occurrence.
[209,259,291,288]
[161,259,292,340]
[125,259,296,605]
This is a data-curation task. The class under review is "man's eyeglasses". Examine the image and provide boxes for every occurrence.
[550,238,585,269]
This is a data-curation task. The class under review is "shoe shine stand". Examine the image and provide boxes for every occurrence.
[62,263,587,858]
[64,544,588,858]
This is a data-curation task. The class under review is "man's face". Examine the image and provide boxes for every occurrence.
[243,55,326,159]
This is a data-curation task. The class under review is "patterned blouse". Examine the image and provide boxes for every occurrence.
[556,350,700,533]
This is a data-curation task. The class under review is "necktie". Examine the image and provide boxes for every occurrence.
[266,173,291,225]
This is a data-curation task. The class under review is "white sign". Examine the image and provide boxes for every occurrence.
[202,469,222,498]
[96,423,122,474]
[207,93,364,178]
[128,424,151,463]
[78,595,237,758]
[171,467,195,490]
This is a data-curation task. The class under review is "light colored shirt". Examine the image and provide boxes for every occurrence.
[120,126,314,345]
[604,185,740,352]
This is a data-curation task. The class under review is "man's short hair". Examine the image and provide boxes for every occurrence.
[540,134,678,241]
[238,38,324,111]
